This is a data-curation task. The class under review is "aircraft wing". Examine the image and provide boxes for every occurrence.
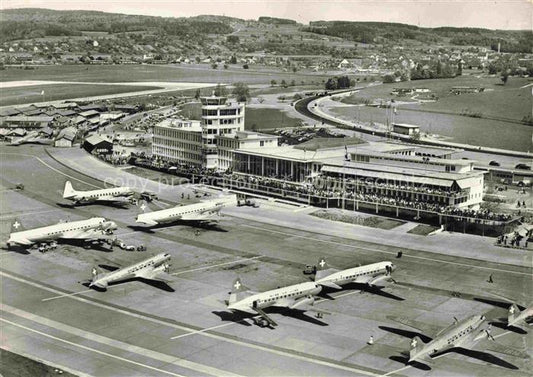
[136,269,174,283]
[319,281,343,290]
[367,274,395,286]
[63,229,113,241]
[388,315,441,339]
[10,238,34,246]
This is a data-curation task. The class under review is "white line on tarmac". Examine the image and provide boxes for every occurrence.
[0,209,62,220]
[493,330,512,339]
[1,271,382,377]
[2,303,240,377]
[41,289,94,302]
[171,321,242,340]
[0,152,102,189]
[381,365,411,377]
[171,255,263,276]
[0,317,187,377]
[242,224,531,277]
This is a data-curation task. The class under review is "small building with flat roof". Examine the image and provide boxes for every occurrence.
[393,123,420,136]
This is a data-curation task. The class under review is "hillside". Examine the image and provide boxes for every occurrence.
[304,21,532,53]
[0,8,235,42]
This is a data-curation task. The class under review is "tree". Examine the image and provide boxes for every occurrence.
[227,35,240,44]
[194,89,201,100]
[281,79,288,88]
[214,83,228,97]
[456,61,463,76]
[232,82,250,102]
[382,74,395,84]
[223,64,228,69]
[211,63,218,69]
[242,64,249,69]
[270,79,277,86]
[290,79,296,86]
[230,55,237,64]
[325,78,337,90]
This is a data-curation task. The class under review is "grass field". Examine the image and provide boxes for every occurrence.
[0,83,160,106]
[0,64,330,85]
[311,209,405,230]
[0,348,77,377]
[344,75,532,122]
[245,108,304,130]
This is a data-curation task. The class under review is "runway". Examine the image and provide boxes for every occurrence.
[1,145,532,376]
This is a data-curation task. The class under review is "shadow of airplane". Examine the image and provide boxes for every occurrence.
[211,311,254,327]
[61,239,114,252]
[340,282,404,301]
[212,306,328,328]
[490,321,528,334]
[474,297,526,311]
[388,355,432,370]
[445,348,519,370]
[379,325,432,343]
[127,221,228,233]
[56,201,130,209]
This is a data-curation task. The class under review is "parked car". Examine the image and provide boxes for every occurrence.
[515,163,531,170]
[303,265,316,275]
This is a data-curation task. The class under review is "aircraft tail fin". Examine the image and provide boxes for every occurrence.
[10,218,25,233]
[315,257,331,281]
[137,200,152,213]
[508,303,521,325]
[228,277,249,305]
[91,266,105,280]
[409,336,424,361]
[63,181,77,199]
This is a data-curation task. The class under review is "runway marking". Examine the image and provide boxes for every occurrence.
[1,303,240,377]
[242,224,531,277]
[41,289,94,302]
[381,365,411,376]
[1,271,383,377]
[0,152,101,189]
[170,321,242,339]
[493,330,512,339]
[171,255,263,275]
[0,317,186,377]
[0,209,62,220]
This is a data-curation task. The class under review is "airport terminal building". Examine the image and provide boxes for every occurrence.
[152,95,277,170]
[228,142,485,209]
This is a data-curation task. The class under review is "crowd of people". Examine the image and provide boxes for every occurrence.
[224,173,515,222]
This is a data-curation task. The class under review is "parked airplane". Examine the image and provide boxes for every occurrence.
[226,277,326,327]
[6,217,117,248]
[390,315,494,365]
[9,131,53,146]
[507,304,533,330]
[314,257,396,289]
[89,252,172,290]
[63,181,135,205]
[135,195,236,226]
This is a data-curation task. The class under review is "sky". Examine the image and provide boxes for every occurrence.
[2,0,532,30]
